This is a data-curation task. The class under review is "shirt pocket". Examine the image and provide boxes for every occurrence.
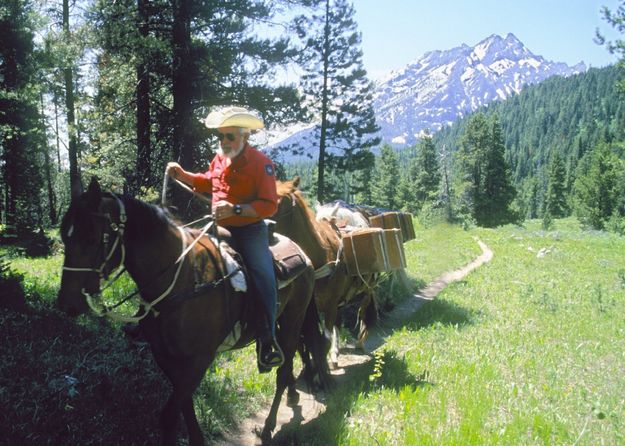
[223,170,256,201]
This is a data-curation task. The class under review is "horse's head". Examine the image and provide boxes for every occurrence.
[276,176,300,199]
[274,177,302,234]
[57,178,126,316]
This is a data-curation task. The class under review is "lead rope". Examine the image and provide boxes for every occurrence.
[161,168,212,207]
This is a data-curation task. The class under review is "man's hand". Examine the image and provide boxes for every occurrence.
[213,200,235,220]
[166,162,183,180]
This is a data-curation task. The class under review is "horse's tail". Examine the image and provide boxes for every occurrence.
[298,297,334,391]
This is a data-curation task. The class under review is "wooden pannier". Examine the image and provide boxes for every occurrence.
[399,213,416,241]
[369,211,416,242]
[342,227,406,276]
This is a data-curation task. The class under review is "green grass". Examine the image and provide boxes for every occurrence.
[0,244,274,444]
[4,218,622,445]
[404,220,482,286]
[328,218,625,446]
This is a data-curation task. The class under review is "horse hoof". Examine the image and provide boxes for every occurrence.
[260,428,272,445]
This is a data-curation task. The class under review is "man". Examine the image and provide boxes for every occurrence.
[167,106,284,370]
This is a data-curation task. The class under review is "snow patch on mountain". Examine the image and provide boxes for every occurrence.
[267,33,587,156]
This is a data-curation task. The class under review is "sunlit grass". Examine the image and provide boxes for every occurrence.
[7,218,621,445]
[405,220,482,286]
[334,218,625,445]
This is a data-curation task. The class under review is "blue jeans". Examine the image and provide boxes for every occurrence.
[226,221,277,338]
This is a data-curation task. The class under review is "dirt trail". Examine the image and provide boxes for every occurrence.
[214,239,493,446]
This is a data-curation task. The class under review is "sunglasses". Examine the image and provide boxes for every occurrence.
[215,132,238,142]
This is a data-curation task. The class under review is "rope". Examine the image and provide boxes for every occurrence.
[85,226,189,323]
[176,220,214,264]
[161,168,212,206]
[346,232,379,293]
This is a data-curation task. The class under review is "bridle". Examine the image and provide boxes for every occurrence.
[274,192,297,227]
[62,193,189,323]
[62,193,128,280]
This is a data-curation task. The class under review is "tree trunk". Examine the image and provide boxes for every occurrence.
[63,0,82,198]
[134,0,151,195]
[172,0,192,167]
[171,0,194,214]
[317,0,331,204]
[40,92,57,224]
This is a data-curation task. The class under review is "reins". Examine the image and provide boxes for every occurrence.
[75,168,229,323]
[82,221,189,323]
[63,189,224,323]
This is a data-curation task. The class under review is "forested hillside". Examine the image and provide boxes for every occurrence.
[2,1,625,237]
[432,64,625,229]
[434,65,625,182]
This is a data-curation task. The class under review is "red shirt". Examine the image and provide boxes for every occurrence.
[188,144,278,227]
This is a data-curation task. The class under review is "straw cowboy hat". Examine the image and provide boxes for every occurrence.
[203,106,264,130]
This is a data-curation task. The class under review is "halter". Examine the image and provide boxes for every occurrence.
[62,193,128,280]
[61,194,190,323]
[274,192,297,227]
[275,192,341,280]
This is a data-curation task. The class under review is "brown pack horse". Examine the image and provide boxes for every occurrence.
[274,178,378,368]
[56,178,331,446]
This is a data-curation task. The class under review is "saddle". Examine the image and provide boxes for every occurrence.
[269,232,310,287]
[215,220,310,289]
[214,222,310,353]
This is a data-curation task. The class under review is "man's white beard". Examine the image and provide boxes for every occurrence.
[216,140,245,159]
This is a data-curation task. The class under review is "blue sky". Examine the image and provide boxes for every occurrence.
[353,0,622,79]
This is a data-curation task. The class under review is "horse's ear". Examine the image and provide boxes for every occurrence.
[292,176,300,188]
[85,177,102,208]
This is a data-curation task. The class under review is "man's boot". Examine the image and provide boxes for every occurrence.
[256,317,284,373]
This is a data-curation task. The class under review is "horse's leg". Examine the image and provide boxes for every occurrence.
[319,304,340,370]
[182,397,204,445]
[297,297,333,392]
[356,290,378,352]
[261,359,293,444]
[330,325,340,369]
[277,307,303,408]
[159,354,213,446]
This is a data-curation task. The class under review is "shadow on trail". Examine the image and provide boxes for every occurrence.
[406,296,476,330]
[270,350,433,445]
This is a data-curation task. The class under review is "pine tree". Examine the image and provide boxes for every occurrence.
[456,113,490,222]
[573,142,619,229]
[0,0,46,232]
[413,133,441,210]
[370,144,400,210]
[543,152,568,218]
[456,113,516,227]
[397,155,418,213]
[294,0,379,203]
[62,0,82,198]
[88,0,305,200]
[480,115,516,226]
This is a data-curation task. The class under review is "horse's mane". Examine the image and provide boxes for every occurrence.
[118,194,181,239]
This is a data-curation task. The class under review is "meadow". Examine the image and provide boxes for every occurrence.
[331,219,625,446]
[1,218,623,445]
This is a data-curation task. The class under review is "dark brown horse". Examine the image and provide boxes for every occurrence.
[56,178,330,446]
[274,178,378,368]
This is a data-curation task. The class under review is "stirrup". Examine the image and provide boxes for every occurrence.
[256,338,284,372]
